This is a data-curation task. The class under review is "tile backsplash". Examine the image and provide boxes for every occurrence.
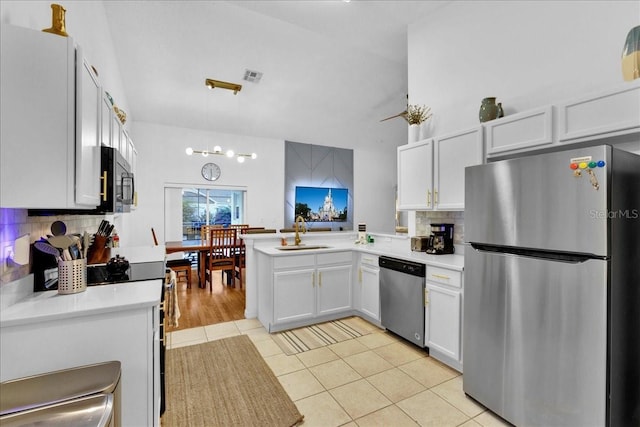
[0,208,105,285]
[415,211,465,244]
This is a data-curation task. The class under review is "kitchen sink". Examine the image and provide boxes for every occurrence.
[275,245,330,251]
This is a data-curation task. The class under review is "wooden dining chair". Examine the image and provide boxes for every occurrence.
[204,228,238,291]
[200,224,223,244]
[154,227,193,289]
[234,228,275,287]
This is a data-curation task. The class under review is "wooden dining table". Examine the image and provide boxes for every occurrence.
[165,239,243,288]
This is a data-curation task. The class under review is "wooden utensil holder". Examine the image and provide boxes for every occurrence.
[87,235,111,264]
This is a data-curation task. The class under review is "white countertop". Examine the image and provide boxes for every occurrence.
[110,245,166,263]
[253,237,464,271]
[0,280,163,328]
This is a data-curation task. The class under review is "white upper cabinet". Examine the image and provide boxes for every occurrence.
[101,92,113,147]
[75,55,101,207]
[557,82,640,144]
[0,25,100,209]
[111,113,122,154]
[433,127,484,210]
[397,127,483,211]
[485,82,640,160]
[397,139,433,210]
[484,106,554,157]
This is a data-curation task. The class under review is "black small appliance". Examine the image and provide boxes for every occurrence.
[425,223,455,254]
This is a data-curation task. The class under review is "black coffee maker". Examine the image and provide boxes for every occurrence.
[426,223,455,254]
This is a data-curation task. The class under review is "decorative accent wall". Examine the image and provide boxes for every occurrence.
[284,141,353,230]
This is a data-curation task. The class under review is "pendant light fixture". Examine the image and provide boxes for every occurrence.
[185,146,257,163]
[185,77,256,162]
[205,78,242,94]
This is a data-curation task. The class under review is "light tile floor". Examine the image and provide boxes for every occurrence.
[167,318,511,427]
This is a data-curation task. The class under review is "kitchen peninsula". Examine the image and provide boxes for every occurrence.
[243,231,465,371]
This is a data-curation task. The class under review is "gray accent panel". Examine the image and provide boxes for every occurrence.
[285,141,353,230]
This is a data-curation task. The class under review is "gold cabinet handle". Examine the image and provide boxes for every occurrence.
[424,289,429,306]
[431,273,450,280]
[100,171,108,201]
[319,272,322,287]
[358,268,362,283]
[311,272,315,287]
[427,190,431,207]
[434,190,438,205]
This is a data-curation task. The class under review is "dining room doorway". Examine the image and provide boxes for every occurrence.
[165,187,247,241]
[164,185,248,328]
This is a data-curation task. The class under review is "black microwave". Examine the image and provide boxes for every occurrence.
[28,146,134,216]
[99,146,134,213]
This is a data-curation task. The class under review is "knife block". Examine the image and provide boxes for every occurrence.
[87,235,111,265]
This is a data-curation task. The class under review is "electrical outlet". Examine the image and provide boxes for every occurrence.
[2,245,13,273]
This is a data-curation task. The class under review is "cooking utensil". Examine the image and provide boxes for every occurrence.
[97,220,110,236]
[106,255,129,276]
[51,220,67,236]
[83,232,91,259]
[47,235,74,250]
[34,241,62,262]
[69,244,81,260]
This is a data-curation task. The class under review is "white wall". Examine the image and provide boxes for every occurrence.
[129,121,397,246]
[408,1,640,137]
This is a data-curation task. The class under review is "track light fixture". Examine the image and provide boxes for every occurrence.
[185,146,257,163]
[205,78,242,94]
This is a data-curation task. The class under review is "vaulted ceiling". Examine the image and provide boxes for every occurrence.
[103,1,448,150]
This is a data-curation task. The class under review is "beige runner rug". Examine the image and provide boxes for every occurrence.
[272,316,376,355]
[162,335,304,427]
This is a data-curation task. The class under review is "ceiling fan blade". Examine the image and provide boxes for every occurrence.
[379,110,407,122]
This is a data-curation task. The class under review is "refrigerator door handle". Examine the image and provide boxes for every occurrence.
[469,243,608,263]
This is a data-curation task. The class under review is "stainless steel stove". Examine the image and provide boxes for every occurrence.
[86,261,166,286]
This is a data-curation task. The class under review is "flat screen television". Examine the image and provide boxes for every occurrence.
[294,186,348,222]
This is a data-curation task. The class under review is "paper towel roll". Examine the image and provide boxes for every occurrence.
[13,234,30,265]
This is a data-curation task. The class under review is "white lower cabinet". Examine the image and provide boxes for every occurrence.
[0,304,159,426]
[274,267,315,324]
[424,266,463,372]
[270,252,352,331]
[355,254,380,322]
[317,264,353,315]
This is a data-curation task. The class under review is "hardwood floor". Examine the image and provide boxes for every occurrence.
[167,268,245,332]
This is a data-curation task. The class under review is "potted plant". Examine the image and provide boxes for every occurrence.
[405,104,432,142]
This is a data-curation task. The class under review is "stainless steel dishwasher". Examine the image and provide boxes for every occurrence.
[379,256,426,347]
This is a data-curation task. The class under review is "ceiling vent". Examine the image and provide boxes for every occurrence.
[243,69,263,83]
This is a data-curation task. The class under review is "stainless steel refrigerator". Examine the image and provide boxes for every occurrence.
[463,145,639,426]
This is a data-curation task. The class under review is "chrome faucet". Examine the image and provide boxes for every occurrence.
[294,215,307,246]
